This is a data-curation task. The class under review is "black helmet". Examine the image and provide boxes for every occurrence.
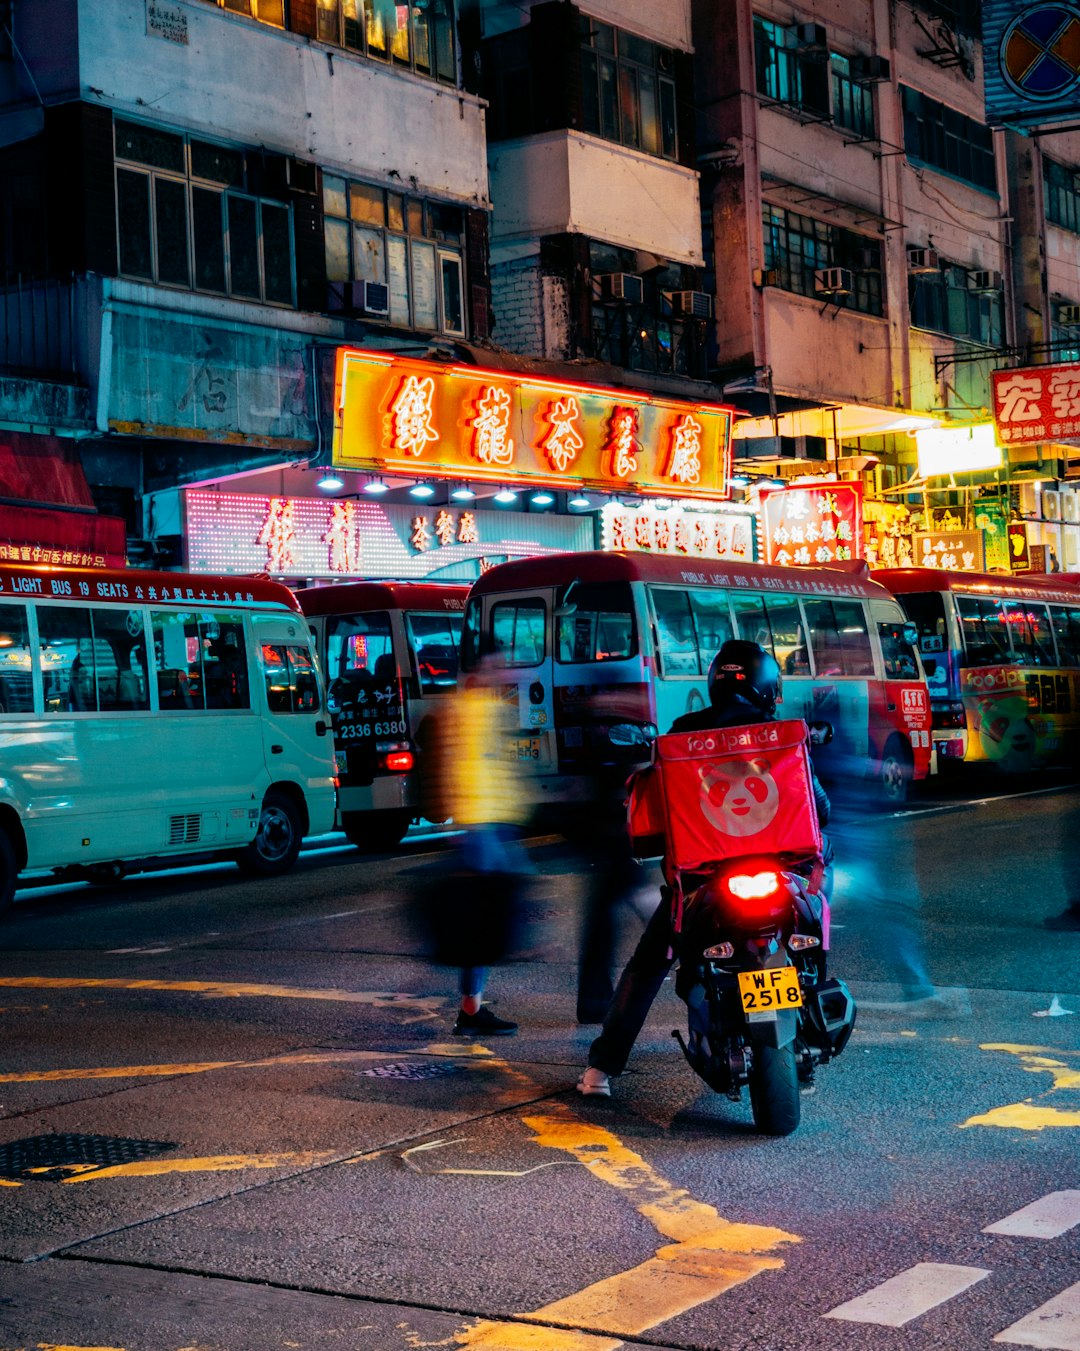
[707,640,781,716]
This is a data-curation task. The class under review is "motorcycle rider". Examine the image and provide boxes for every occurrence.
[577,639,831,1098]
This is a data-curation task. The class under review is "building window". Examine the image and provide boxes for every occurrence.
[588,242,705,377]
[201,0,285,27]
[909,265,1003,345]
[579,18,678,161]
[754,18,829,120]
[1051,317,1080,363]
[831,54,875,139]
[114,119,295,306]
[314,0,457,84]
[762,205,883,316]
[322,175,465,334]
[901,86,996,193]
[1045,157,1080,234]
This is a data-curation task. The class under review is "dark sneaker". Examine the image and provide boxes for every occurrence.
[453,1006,518,1036]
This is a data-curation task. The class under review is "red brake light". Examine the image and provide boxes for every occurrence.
[725,870,781,901]
[382,751,414,773]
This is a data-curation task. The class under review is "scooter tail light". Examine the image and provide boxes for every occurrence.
[725,870,782,901]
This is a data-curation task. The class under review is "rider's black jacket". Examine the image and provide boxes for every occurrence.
[669,693,831,827]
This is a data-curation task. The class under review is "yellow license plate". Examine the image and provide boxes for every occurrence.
[738,966,802,1015]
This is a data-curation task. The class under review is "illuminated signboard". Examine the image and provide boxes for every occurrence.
[992,363,1080,446]
[601,503,755,562]
[915,423,1004,476]
[184,491,591,579]
[758,482,863,567]
[914,531,986,574]
[332,349,734,499]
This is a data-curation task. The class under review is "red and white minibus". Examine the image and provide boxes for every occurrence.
[0,561,336,910]
[876,567,1080,772]
[462,552,933,803]
[299,582,467,847]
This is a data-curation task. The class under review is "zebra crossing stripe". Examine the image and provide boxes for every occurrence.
[984,1191,1080,1240]
[824,1263,991,1327]
[995,1280,1080,1349]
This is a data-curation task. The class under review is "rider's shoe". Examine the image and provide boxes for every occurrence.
[576,1067,612,1097]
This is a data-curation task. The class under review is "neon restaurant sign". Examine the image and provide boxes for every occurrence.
[332,349,735,499]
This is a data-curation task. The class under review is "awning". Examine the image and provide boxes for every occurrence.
[0,433,125,567]
[0,431,95,509]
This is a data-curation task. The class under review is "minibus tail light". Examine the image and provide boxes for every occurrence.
[381,750,414,773]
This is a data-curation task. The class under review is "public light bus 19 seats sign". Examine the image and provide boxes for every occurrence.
[331,348,735,499]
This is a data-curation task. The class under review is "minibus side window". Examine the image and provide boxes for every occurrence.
[491,600,546,667]
[687,590,733,673]
[0,603,33,713]
[767,595,811,676]
[651,589,700,675]
[461,598,482,670]
[152,611,250,711]
[91,606,151,711]
[831,599,875,676]
[955,594,1011,666]
[556,582,635,663]
[895,590,948,686]
[1049,605,1080,665]
[407,610,462,690]
[1002,600,1055,666]
[730,593,773,652]
[261,643,319,713]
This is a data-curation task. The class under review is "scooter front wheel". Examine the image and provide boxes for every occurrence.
[748,1042,801,1136]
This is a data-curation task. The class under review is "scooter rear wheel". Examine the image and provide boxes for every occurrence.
[748,1042,801,1136]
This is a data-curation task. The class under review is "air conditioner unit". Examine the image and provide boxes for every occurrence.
[286,158,319,195]
[1056,301,1080,325]
[1062,488,1080,522]
[598,272,644,304]
[1017,483,1039,517]
[327,279,390,317]
[907,246,941,274]
[850,54,891,83]
[814,266,853,296]
[668,289,713,318]
[1043,488,1062,520]
[753,267,780,288]
[789,21,827,53]
[969,269,1002,293]
[735,435,826,460]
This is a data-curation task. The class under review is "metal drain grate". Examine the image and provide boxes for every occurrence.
[360,1061,462,1081]
[0,1132,177,1182]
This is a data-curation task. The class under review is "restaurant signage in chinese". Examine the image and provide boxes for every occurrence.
[184,490,591,580]
[758,482,863,567]
[601,504,755,562]
[992,362,1080,445]
[1008,521,1032,572]
[332,349,734,499]
[914,531,986,573]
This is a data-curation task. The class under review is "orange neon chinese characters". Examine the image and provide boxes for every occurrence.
[434,509,455,547]
[323,500,361,574]
[388,375,439,457]
[257,498,299,573]
[666,415,704,486]
[605,406,640,479]
[457,511,479,545]
[411,515,432,552]
[471,386,515,467]
[540,397,584,473]
[610,513,632,550]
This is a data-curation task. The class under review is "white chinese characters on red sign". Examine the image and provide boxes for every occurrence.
[992,362,1080,445]
[759,483,863,567]
[601,504,753,562]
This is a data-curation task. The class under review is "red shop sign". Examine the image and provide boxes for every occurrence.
[758,482,864,567]
[992,362,1080,446]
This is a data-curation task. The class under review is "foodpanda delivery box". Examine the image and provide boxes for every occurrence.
[628,719,821,872]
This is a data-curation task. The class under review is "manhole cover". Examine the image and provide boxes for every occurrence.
[0,1132,177,1182]
[360,1061,462,1081]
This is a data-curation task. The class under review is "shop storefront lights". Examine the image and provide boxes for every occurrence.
[915,423,1003,477]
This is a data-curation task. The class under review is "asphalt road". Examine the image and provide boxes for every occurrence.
[0,774,1077,1351]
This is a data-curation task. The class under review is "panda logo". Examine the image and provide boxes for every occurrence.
[699,757,780,838]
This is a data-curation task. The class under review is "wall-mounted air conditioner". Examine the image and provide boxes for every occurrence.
[1062,488,1079,522]
[1056,302,1080,325]
[851,54,891,83]
[814,266,853,296]
[327,280,390,316]
[1043,488,1062,520]
[753,267,780,288]
[907,247,941,274]
[668,290,713,318]
[598,273,644,304]
[969,270,1002,293]
[735,435,827,460]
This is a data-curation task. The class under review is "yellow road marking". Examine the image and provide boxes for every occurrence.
[61,1149,340,1183]
[35,1344,128,1350]
[0,977,443,1018]
[456,1109,799,1348]
[962,1043,1080,1131]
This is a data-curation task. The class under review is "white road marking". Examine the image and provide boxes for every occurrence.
[995,1281,1080,1348]
[985,1191,1080,1240]
[824,1263,990,1327]
[891,784,1078,819]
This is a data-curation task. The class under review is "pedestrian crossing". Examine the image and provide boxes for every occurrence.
[821,1191,1080,1348]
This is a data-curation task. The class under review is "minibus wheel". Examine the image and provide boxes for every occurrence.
[237,790,303,876]
[880,736,913,804]
[342,809,411,852]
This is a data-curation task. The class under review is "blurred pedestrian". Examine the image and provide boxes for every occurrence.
[421,669,532,1036]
